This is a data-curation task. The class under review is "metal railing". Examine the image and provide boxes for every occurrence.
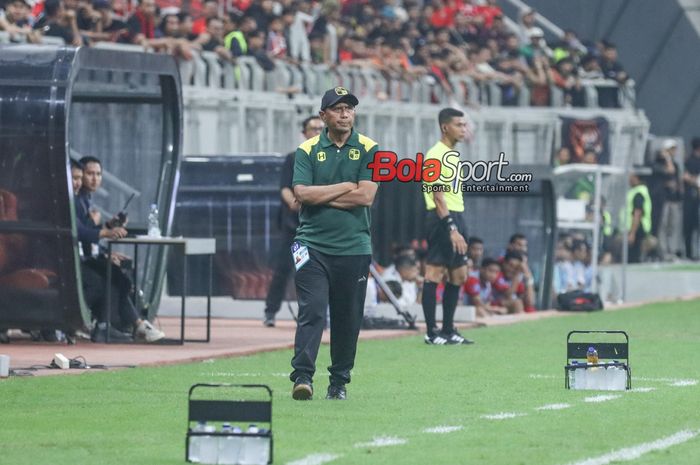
[181,52,637,109]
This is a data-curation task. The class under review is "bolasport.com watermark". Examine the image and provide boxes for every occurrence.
[367,151,532,193]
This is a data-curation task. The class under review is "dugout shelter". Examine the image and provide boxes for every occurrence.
[0,45,182,331]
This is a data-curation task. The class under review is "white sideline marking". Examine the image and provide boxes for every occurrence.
[536,403,572,411]
[423,425,464,434]
[628,387,656,393]
[480,412,525,420]
[583,395,620,403]
[636,377,698,386]
[670,380,698,387]
[563,429,699,465]
[201,372,289,377]
[529,374,557,379]
[354,436,407,448]
[286,453,340,465]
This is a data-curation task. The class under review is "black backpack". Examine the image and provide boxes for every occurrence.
[557,290,604,312]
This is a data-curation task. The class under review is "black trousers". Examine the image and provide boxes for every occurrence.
[683,198,699,258]
[81,257,140,330]
[628,228,646,264]
[264,228,296,317]
[290,247,371,386]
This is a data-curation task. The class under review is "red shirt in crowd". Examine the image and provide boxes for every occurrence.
[491,271,525,305]
[472,4,503,28]
[463,270,495,305]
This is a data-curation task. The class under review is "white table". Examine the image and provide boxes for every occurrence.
[106,236,216,344]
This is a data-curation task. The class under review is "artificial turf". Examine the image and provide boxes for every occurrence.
[1,299,699,465]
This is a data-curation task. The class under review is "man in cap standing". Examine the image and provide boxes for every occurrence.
[289,87,379,401]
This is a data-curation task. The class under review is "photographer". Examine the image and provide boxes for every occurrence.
[75,156,165,343]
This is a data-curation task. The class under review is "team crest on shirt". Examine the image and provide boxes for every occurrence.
[317,151,326,162]
[349,148,360,160]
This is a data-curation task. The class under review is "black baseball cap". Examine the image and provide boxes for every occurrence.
[320,87,359,111]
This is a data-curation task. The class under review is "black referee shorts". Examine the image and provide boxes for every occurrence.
[425,210,468,269]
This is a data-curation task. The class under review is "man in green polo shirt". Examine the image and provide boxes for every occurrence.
[421,108,474,345]
[290,87,379,401]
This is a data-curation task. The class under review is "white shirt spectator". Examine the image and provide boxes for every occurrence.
[381,265,418,308]
[289,10,313,62]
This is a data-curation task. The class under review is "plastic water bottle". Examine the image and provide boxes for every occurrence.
[147,204,161,238]
[239,424,269,465]
[218,423,242,465]
[189,421,207,463]
[199,423,218,464]
[586,346,599,365]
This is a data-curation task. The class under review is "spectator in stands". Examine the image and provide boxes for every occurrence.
[526,53,552,106]
[1,0,41,42]
[76,155,165,343]
[463,257,506,317]
[552,29,585,64]
[224,14,255,57]
[76,0,101,38]
[36,0,82,45]
[451,10,479,46]
[192,0,218,36]
[551,58,585,107]
[266,15,287,59]
[288,0,313,63]
[245,0,274,32]
[625,171,652,263]
[310,1,340,65]
[520,27,552,63]
[492,250,528,313]
[472,46,519,104]
[196,16,234,62]
[516,7,536,44]
[495,52,529,106]
[554,146,571,166]
[429,0,456,29]
[156,13,178,39]
[598,41,627,108]
[246,28,275,71]
[467,236,484,268]
[91,0,127,42]
[473,0,502,28]
[123,0,179,54]
[578,54,604,80]
[683,137,700,259]
[381,255,422,308]
[177,11,197,41]
[651,139,683,259]
[426,49,455,102]
[481,13,510,49]
[263,115,324,327]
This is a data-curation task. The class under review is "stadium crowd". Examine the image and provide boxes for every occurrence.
[1,0,629,107]
[365,232,538,318]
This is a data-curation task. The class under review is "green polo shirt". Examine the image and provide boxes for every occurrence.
[292,128,378,256]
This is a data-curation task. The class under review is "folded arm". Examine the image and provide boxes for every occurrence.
[327,181,379,209]
[294,182,356,206]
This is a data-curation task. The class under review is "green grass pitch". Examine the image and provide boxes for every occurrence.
[1,299,699,465]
